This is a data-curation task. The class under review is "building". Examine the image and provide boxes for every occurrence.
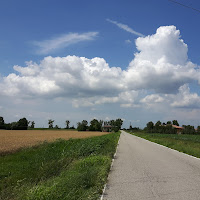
[102,125,113,132]
[172,125,184,134]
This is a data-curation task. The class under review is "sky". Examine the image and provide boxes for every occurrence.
[0,0,200,128]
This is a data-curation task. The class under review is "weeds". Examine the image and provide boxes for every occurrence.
[0,132,120,200]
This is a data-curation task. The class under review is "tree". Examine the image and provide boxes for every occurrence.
[65,120,70,129]
[30,121,35,129]
[54,125,60,129]
[165,124,176,134]
[0,116,5,129]
[182,125,195,135]
[82,120,88,127]
[17,118,28,130]
[115,118,123,130]
[77,120,88,131]
[167,121,172,125]
[146,121,154,132]
[155,121,162,133]
[155,121,161,126]
[197,126,200,134]
[89,119,102,131]
[172,120,179,126]
[48,119,54,129]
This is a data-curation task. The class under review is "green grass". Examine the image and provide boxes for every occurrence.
[0,132,120,200]
[127,131,200,158]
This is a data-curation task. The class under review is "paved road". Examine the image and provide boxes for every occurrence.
[103,131,200,200]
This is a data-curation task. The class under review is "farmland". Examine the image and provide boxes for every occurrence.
[0,132,120,200]
[0,130,110,154]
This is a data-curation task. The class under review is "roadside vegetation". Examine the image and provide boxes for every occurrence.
[127,131,200,158]
[0,132,120,200]
[125,119,200,158]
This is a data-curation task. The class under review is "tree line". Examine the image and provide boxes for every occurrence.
[77,118,123,132]
[0,116,123,132]
[0,116,29,130]
[145,120,200,135]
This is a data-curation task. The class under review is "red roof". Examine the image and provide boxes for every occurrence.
[172,125,183,129]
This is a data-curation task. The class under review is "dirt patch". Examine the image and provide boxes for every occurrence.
[0,130,110,154]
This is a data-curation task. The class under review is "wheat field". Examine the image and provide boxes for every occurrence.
[0,130,109,154]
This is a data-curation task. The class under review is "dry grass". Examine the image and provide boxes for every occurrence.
[0,130,110,154]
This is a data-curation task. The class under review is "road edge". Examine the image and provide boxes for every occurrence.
[130,132,200,161]
[100,131,122,200]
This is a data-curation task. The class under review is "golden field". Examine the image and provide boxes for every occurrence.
[0,130,109,154]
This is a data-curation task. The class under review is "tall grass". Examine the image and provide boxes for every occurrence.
[128,131,200,158]
[0,132,120,200]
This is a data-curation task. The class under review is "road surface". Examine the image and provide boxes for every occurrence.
[103,131,200,200]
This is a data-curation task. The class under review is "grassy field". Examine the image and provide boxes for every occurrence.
[0,130,110,154]
[128,131,200,158]
[0,132,120,200]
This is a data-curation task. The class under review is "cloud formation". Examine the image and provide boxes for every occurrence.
[1,25,200,110]
[33,32,98,54]
[124,26,198,93]
[171,84,200,108]
[1,56,123,98]
[106,19,144,37]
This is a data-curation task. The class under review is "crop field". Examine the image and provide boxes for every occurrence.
[0,132,120,200]
[0,130,109,154]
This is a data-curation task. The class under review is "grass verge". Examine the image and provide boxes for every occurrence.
[127,131,200,158]
[0,132,120,200]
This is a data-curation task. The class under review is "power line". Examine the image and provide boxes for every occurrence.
[168,0,200,13]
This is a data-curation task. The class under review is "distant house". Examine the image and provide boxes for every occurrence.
[102,125,113,132]
[172,125,184,134]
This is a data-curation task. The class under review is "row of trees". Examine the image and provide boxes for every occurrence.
[145,120,200,135]
[77,118,123,132]
[182,125,200,135]
[48,119,75,129]
[0,116,123,131]
[0,116,30,130]
[145,120,177,134]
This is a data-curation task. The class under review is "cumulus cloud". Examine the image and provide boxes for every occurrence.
[124,25,199,93]
[106,19,144,37]
[33,32,98,54]
[1,25,200,110]
[171,84,200,108]
[1,56,123,98]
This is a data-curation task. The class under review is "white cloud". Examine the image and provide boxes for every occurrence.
[1,25,200,112]
[33,32,98,54]
[107,19,144,37]
[124,25,199,93]
[71,90,139,108]
[141,94,164,104]
[171,84,200,108]
[1,55,123,99]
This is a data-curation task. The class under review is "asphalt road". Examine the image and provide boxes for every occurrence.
[103,131,200,200]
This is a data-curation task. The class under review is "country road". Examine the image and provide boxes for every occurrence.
[103,131,200,200]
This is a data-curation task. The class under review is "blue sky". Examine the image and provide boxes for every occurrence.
[0,0,200,128]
